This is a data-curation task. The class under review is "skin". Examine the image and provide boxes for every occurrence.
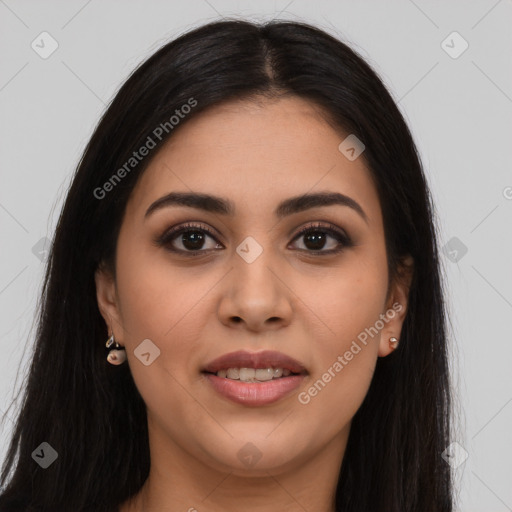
[96,95,413,512]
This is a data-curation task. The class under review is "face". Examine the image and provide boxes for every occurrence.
[96,95,411,477]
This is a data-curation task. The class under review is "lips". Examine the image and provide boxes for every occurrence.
[202,350,308,375]
[204,373,306,406]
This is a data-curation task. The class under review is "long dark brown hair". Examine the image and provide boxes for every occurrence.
[0,19,453,511]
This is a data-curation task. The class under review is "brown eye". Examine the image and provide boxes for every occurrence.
[290,223,352,254]
[155,221,352,256]
[156,223,223,254]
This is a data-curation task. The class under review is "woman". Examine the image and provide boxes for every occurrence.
[0,19,453,511]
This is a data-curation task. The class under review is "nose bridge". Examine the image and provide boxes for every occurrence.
[232,231,282,298]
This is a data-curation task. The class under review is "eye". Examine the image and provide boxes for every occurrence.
[289,222,353,255]
[155,221,353,256]
[155,222,223,254]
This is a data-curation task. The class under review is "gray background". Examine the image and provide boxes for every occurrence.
[1,1,511,510]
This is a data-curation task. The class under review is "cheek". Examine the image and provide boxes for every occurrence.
[292,251,388,414]
[302,251,388,345]
[296,277,385,429]
[115,242,207,339]
[296,349,375,444]
[114,244,216,389]
[114,254,209,421]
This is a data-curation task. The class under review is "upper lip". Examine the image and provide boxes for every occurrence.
[202,350,308,374]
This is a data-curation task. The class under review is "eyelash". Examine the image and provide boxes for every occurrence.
[155,221,353,257]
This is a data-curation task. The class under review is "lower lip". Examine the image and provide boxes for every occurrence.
[203,373,306,406]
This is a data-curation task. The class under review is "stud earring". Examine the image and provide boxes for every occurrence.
[389,337,399,350]
[106,333,126,365]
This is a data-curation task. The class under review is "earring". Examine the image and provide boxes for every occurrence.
[389,337,399,350]
[106,333,126,365]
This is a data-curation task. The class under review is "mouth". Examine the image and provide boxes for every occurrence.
[201,350,308,406]
[201,349,308,381]
[204,366,302,382]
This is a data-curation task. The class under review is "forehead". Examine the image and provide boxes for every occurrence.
[126,96,381,225]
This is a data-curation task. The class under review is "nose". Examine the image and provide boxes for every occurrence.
[217,251,293,333]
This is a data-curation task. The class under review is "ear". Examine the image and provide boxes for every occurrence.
[378,254,414,357]
[95,263,124,344]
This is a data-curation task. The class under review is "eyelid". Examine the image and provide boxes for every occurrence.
[291,221,350,242]
[155,221,221,244]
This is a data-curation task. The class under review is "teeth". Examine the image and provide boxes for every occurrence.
[226,368,239,380]
[239,368,255,381]
[214,367,295,382]
[255,368,273,381]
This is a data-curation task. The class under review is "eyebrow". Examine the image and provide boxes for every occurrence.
[145,191,369,224]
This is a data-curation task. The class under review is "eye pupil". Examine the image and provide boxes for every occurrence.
[304,231,326,250]
[182,231,205,250]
